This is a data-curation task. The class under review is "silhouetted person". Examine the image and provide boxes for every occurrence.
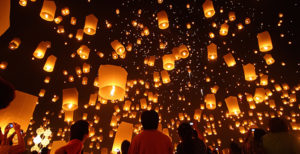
[121,140,130,154]
[262,117,300,154]
[31,151,38,154]
[128,110,173,154]
[0,77,15,109]
[41,147,49,154]
[0,123,25,154]
[176,123,206,154]
[230,142,242,154]
[243,128,266,154]
[55,120,89,154]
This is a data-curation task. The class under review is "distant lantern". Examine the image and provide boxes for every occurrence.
[43,55,57,72]
[77,45,90,60]
[260,74,268,86]
[84,14,98,35]
[207,43,217,60]
[263,54,275,65]
[210,85,219,94]
[54,16,63,24]
[148,56,155,66]
[143,27,150,36]
[64,111,74,122]
[111,40,125,55]
[257,31,273,52]
[160,70,171,84]
[162,54,175,71]
[172,47,181,60]
[228,12,236,21]
[223,53,236,67]
[83,63,90,73]
[243,63,257,81]
[153,71,160,82]
[33,41,48,59]
[140,98,147,110]
[70,17,77,25]
[219,23,229,36]
[89,93,98,106]
[225,96,241,115]
[61,7,70,16]
[123,100,131,111]
[8,37,21,50]
[40,0,56,21]
[19,0,27,7]
[194,109,202,121]
[178,45,189,59]
[202,0,215,18]
[62,88,78,111]
[245,17,251,24]
[76,29,84,41]
[157,10,169,29]
[98,65,128,100]
[126,43,132,52]
[254,88,265,103]
[205,94,216,110]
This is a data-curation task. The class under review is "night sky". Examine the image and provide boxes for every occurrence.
[0,0,300,152]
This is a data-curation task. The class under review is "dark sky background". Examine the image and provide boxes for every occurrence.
[0,0,299,152]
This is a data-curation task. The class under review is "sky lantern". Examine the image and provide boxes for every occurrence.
[98,65,128,100]
[143,27,150,36]
[111,40,125,55]
[254,88,265,103]
[54,16,63,24]
[43,55,57,72]
[40,0,56,21]
[210,85,219,94]
[225,96,241,115]
[123,100,131,111]
[71,17,77,25]
[260,74,268,86]
[61,7,70,16]
[162,54,175,71]
[263,54,275,65]
[83,63,90,73]
[33,41,48,59]
[219,23,229,36]
[243,63,257,81]
[172,47,181,60]
[223,53,236,67]
[178,45,189,59]
[76,29,84,41]
[147,56,155,66]
[77,45,90,60]
[205,94,216,110]
[228,12,236,21]
[194,109,202,122]
[64,111,74,123]
[84,14,98,35]
[157,10,169,29]
[62,88,79,111]
[89,93,98,106]
[160,70,171,84]
[8,37,21,50]
[207,43,217,60]
[153,71,160,82]
[112,122,133,153]
[248,101,256,109]
[202,0,215,18]
[257,31,273,52]
[140,98,147,110]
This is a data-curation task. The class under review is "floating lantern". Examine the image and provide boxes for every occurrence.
[83,63,90,73]
[205,94,216,110]
[77,45,90,60]
[263,54,275,65]
[40,0,56,21]
[219,23,229,36]
[257,31,273,52]
[8,37,21,50]
[54,16,63,24]
[123,100,131,111]
[172,47,181,60]
[126,43,132,52]
[70,17,77,25]
[245,17,251,24]
[225,96,241,115]
[64,111,73,122]
[84,14,98,35]
[76,29,84,41]
[194,109,202,121]
[112,122,134,153]
[19,0,27,7]
[111,40,125,55]
[33,41,48,59]
[143,27,150,36]
[249,101,256,109]
[157,10,169,29]
[148,56,155,66]
[140,98,147,110]
[223,53,236,67]
[98,65,128,100]
[162,54,175,71]
[178,45,189,59]
[43,55,57,72]
[228,12,236,21]
[153,71,160,82]
[254,88,265,103]
[82,77,88,85]
[260,74,268,86]
[62,88,78,111]
[210,85,219,94]
[160,70,170,84]
[243,63,257,81]
[89,93,97,106]
[202,0,215,18]
[61,7,70,16]
[207,43,217,60]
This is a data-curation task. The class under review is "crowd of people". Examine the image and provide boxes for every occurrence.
[1,77,300,154]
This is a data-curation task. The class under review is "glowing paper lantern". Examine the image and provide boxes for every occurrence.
[194,109,202,121]
[54,16,62,24]
[62,88,78,111]
[148,56,155,66]
[205,94,216,110]
[263,54,275,65]
[228,12,236,21]
[223,53,236,67]
[83,63,90,73]
[110,116,118,127]
[260,74,268,86]
[257,31,273,52]
[98,65,128,100]
[140,98,147,110]
[207,43,217,60]
[8,38,21,50]
[0,0,10,36]
[123,100,131,111]
[210,85,219,94]
[33,41,48,59]
[64,111,74,122]
[202,0,215,18]
[172,47,181,60]
[225,96,241,115]
[112,122,133,153]
[89,93,98,106]
[243,63,257,81]
[254,88,265,103]
[84,14,98,35]
[111,40,125,55]
[162,54,175,71]
[40,0,56,21]
[157,10,169,29]
[219,23,229,36]
[76,29,84,41]
[77,45,90,60]
[43,55,57,72]
[71,17,77,25]
[153,71,160,82]
[178,45,189,59]
[160,70,170,84]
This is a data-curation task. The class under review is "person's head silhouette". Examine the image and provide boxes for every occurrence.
[70,120,89,142]
[0,77,15,109]
[121,140,130,154]
[141,110,159,130]
[268,117,289,133]
[178,123,194,141]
